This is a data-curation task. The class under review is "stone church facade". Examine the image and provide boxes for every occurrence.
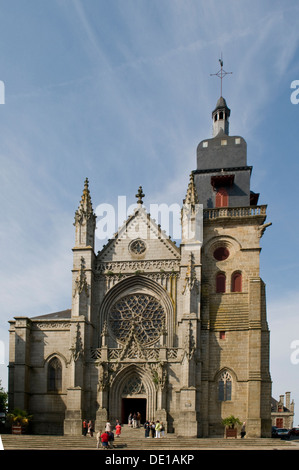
[8,95,272,437]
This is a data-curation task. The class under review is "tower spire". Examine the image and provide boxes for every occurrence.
[74,177,96,248]
[184,172,199,208]
[75,177,95,222]
[181,172,202,244]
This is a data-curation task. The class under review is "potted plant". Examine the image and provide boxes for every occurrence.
[7,408,32,434]
[222,415,242,438]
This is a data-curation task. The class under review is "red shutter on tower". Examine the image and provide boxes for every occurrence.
[216,273,226,293]
[215,187,228,207]
[231,272,242,292]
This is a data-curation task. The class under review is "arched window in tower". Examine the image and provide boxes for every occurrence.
[48,357,62,392]
[231,271,242,292]
[218,370,232,401]
[216,272,226,293]
[215,187,228,207]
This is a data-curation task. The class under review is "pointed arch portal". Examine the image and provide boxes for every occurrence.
[109,364,156,423]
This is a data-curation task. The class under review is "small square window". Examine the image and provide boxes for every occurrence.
[235,138,241,144]
[203,141,208,148]
[220,331,226,339]
[221,139,227,146]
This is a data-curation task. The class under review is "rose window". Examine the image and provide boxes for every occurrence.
[109,293,165,345]
[129,239,146,255]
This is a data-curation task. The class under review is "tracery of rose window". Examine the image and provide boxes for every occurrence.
[108,293,165,345]
[129,239,146,255]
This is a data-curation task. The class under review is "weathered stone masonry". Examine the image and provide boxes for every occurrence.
[8,94,272,437]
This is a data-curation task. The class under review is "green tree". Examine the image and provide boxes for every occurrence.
[221,415,242,429]
[0,380,8,413]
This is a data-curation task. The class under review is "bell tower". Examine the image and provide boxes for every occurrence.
[212,96,230,137]
[210,57,232,137]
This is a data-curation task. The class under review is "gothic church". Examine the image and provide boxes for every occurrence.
[8,93,272,437]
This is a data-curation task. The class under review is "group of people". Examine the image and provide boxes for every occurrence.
[128,412,142,428]
[127,413,166,438]
[82,416,166,448]
[82,419,94,437]
[144,420,165,438]
[97,420,122,449]
[83,419,122,449]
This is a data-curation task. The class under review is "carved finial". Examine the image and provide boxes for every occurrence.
[135,186,145,205]
[184,172,199,207]
[75,177,96,224]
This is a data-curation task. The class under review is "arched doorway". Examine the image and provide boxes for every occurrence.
[121,374,147,424]
[109,365,156,424]
[122,398,147,425]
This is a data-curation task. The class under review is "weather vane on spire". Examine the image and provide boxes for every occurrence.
[210,54,232,97]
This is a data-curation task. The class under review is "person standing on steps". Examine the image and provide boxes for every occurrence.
[96,430,102,449]
[88,420,94,437]
[155,420,161,438]
[101,430,109,449]
[144,420,150,438]
[137,411,141,428]
[115,422,122,438]
[241,422,246,438]
[82,419,88,436]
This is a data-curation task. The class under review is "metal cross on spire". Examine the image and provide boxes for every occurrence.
[210,55,232,96]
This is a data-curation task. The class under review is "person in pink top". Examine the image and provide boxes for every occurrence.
[115,423,121,437]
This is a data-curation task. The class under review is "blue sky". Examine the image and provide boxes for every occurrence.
[0,0,299,424]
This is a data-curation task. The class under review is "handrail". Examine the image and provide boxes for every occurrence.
[203,205,267,219]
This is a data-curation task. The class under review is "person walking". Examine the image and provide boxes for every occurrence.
[241,422,246,438]
[101,430,109,449]
[115,423,122,438]
[160,422,165,438]
[96,430,101,449]
[107,430,114,448]
[88,420,94,437]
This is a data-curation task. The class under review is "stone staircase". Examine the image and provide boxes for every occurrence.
[1,426,299,450]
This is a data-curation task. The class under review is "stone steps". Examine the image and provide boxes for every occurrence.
[1,430,298,450]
